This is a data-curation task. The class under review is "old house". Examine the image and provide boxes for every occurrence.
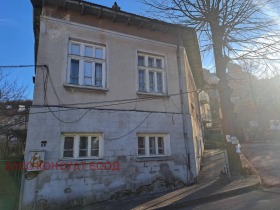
[21,0,204,209]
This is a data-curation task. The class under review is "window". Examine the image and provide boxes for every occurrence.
[137,134,170,156]
[68,41,106,88]
[137,53,165,94]
[62,133,103,159]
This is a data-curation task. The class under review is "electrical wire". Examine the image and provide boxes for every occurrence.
[0,65,202,140]
[24,86,211,117]
[0,65,46,68]
[104,112,152,140]
[1,65,207,123]
[1,65,212,115]
[46,106,92,124]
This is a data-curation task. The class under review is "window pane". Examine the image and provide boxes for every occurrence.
[95,63,102,87]
[91,137,99,156]
[149,71,155,92]
[158,137,164,154]
[148,57,154,67]
[85,46,93,57]
[71,44,80,55]
[156,59,162,68]
[149,137,156,155]
[138,70,145,91]
[64,137,74,149]
[70,59,79,84]
[84,62,92,85]
[91,150,99,156]
[91,137,99,149]
[138,56,144,66]
[80,137,88,149]
[63,151,73,157]
[157,72,163,93]
[95,48,103,59]
[138,137,145,155]
[64,137,74,157]
[79,137,88,157]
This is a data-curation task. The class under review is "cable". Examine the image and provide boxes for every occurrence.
[4,64,209,121]
[104,112,152,140]
[26,86,211,117]
[38,65,92,123]
[47,106,91,124]
[0,65,46,68]
[44,66,64,105]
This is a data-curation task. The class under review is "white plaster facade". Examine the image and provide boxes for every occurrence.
[20,1,204,209]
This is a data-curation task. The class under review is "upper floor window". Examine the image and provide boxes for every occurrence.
[68,41,106,88]
[137,53,165,94]
[62,133,103,159]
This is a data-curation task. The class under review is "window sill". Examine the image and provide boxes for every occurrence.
[58,157,104,162]
[64,83,108,92]
[137,91,169,98]
[136,156,172,162]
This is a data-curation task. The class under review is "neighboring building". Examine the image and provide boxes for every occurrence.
[21,0,204,209]
[202,62,280,142]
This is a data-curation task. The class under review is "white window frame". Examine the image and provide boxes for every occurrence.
[137,134,170,157]
[67,40,106,88]
[137,52,166,94]
[61,133,104,160]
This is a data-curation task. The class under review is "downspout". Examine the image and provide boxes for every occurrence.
[176,30,193,184]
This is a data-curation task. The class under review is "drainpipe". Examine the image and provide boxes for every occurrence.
[176,30,193,184]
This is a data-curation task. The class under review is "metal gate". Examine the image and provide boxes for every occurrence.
[0,160,22,210]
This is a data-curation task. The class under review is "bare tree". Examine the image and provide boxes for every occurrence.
[0,68,26,102]
[141,0,280,135]
[0,68,29,159]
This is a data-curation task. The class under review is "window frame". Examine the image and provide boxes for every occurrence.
[67,40,106,89]
[61,133,104,160]
[137,134,170,157]
[137,52,166,94]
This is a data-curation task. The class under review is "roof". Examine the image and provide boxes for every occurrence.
[30,0,204,88]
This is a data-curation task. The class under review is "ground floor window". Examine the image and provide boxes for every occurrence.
[137,134,170,156]
[62,133,103,159]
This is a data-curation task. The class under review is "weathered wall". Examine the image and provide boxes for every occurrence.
[33,9,182,112]
[181,49,204,177]
[21,109,187,209]
[185,50,204,177]
[20,5,203,209]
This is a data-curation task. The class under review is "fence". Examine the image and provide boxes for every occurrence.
[0,160,22,210]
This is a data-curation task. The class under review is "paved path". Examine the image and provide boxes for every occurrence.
[242,142,280,186]
[198,149,227,183]
[178,188,280,210]
[69,149,259,210]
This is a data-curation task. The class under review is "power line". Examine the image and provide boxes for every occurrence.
[0,65,206,140]
[46,106,92,124]
[0,65,46,68]
[11,87,208,117]
[104,112,152,140]
[1,65,208,121]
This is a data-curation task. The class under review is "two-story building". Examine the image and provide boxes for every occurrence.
[20,0,204,209]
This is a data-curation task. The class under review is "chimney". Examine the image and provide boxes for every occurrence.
[112,2,120,11]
